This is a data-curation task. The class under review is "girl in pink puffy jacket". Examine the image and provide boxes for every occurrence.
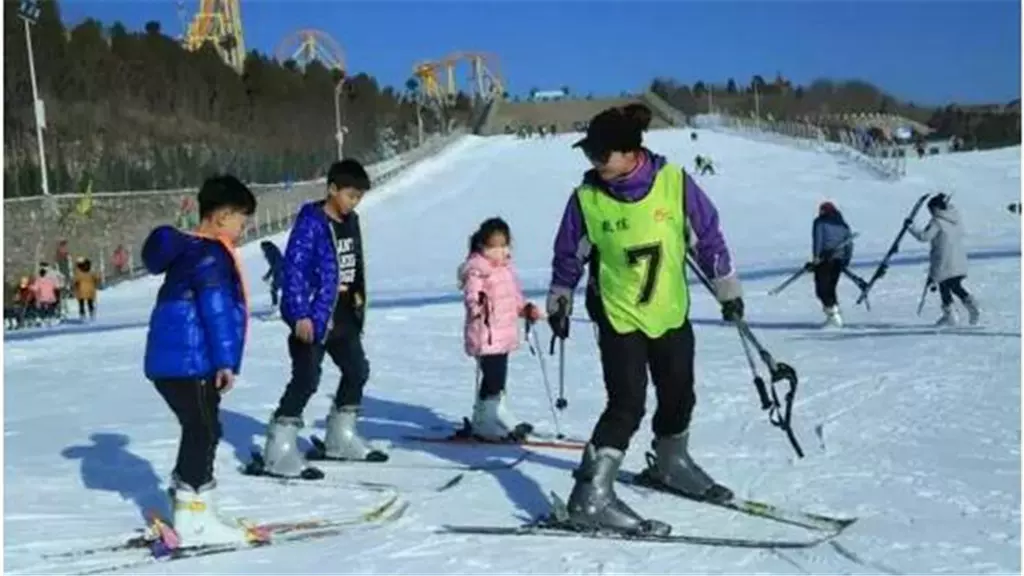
[457,217,542,440]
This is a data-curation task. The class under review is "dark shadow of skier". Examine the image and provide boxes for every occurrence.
[60,432,168,522]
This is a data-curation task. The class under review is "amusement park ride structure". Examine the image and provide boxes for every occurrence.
[412,52,505,109]
[176,1,507,154]
[275,29,346,71]
[177,0,246,73]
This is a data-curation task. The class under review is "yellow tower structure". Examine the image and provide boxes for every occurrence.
[179,0,247,73]
[412,51,504,108]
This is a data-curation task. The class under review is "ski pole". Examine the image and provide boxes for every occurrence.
[841,268,871,311]
[916,278,934,316]
[767,232,859,297]
[737,324,772,410]
[556,338,568,410]
[529,325,564,438]
[685,252,804,458]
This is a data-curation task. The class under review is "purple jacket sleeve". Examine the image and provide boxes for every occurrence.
[550,193,589,290]
[684,172,743,301]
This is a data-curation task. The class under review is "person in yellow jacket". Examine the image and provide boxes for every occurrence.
[546,104,745,536]
[73,257,100,320]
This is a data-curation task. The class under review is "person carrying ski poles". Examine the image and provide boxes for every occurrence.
[546,103,745,537]
[908,193,980,326]
[457,217,543,441]
[809,201,855,327]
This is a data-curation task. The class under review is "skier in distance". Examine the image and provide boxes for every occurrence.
[546,103,745,536]
[809,201,854,328]
[908,193,980,326]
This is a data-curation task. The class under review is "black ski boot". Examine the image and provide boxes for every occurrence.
[565,445,670,536]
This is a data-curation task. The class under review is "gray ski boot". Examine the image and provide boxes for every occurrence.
[323,405,388,462]
[964,296,981,326]
[935,304,958,327]
[261,416,307,477]
[565,444,671,536]
[643,431,733,503]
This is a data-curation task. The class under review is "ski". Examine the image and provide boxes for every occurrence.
[856,193,931,305]
[623,468,856,534]
[407,418,586,451]
[308,437,532,471]
[75,504,410,576]
[427,421,588,444]
[440,491,844,549]
[437,522,840,549]
[45,489,403,563]
[404,434,586,451]
[244,443,529,478]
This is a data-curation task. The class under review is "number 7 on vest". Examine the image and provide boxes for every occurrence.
[625,242,663,305]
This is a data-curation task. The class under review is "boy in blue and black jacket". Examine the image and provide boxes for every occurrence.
[260,159,388,479]
[142,174,263,547]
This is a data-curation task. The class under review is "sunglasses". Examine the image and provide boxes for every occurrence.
[582,146,612,165]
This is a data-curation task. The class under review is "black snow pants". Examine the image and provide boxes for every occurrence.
[591,318,697,452]
[154,378,222,491]
[938,276,971,307]
[273,310,370,419]
[477,354,509,400]
[813,259,843,308]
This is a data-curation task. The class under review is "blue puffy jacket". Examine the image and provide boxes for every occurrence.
[142,226,248,380]
[812,212,854,263]
[281,201,353,342]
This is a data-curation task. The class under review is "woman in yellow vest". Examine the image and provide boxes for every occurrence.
[546,104,745,536]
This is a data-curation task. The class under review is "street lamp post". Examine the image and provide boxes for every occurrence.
[333,77,348,160]
[19,0,51,198]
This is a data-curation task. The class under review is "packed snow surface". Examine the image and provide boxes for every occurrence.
[4,131,1021,574]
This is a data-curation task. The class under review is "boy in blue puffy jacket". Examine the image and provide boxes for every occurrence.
[260,159,388,479]
[142,174,260,547]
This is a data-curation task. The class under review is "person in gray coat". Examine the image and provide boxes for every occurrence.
[908,193,980,326]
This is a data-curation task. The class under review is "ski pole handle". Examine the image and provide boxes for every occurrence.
[753,375,771,410]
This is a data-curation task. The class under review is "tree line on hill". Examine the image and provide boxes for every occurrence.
[3,0,476,198]
[6,1,1017,199]
[651,75,1020,149]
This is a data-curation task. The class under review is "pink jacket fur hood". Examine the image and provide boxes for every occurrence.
[458,251,526,356]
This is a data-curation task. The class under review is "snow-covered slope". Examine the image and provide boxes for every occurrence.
[4,130,1020,574]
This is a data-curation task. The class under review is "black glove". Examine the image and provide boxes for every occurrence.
[721,297,744,322]
[903,218,914,227]
[546,291,572,340]
[803,261,817,272]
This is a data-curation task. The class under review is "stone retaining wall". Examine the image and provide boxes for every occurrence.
[4,133,464,293]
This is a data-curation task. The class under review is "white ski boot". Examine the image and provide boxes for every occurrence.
[823,305,843,328]
[935,304,959,327]
[963,296,981,326]
[262,416,307,477]
[470,396,514,440]
[565,444,670,535]
[323,404,387,461]
[496,392,525,432]
[171,479,262,547]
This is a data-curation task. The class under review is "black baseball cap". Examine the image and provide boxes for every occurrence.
[572,107,644,155]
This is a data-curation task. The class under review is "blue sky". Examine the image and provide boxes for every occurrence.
[58,0,1021,105]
